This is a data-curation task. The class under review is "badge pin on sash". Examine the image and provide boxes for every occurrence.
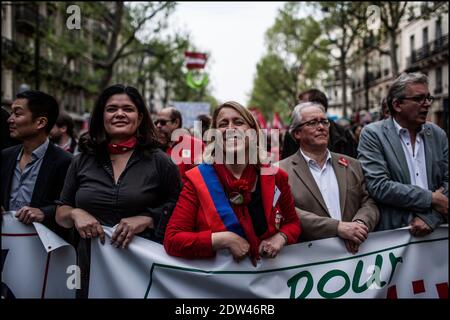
[182,149,191,158]
[229,192,244,205]
[273,186,282,230]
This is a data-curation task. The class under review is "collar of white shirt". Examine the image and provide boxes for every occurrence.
[300,148,332,169]
[60,138,72,151]
[392,118,424,137]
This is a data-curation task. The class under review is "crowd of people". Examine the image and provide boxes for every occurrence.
[0,71,448,297]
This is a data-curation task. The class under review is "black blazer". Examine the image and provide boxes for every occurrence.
[0,142,73,238]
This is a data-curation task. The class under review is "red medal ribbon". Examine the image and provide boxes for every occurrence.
[338,157,349,167]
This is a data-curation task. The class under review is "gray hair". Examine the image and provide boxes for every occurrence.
[386,72,428,115]
[289,102,326,135]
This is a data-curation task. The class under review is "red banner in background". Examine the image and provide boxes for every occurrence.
[271,112,284,129]
[248,107,267,129]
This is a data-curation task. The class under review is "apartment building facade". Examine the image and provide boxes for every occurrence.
[350,2,448,130]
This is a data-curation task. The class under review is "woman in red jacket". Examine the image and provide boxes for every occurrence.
[164,101,301,266]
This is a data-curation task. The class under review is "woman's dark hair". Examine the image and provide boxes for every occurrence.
[80,84,159,156]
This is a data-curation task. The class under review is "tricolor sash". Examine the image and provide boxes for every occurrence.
[188,164,246,238]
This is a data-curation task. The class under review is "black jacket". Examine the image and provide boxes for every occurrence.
[281,120,358,160]
[0,142,73,239]
[58,146,181,243]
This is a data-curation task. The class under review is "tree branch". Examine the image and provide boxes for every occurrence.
[89,2,172,69]
[116,2,172,54]
[395,2,408,27]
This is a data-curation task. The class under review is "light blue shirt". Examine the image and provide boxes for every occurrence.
[9,139,49,211]
[300,148,342,221]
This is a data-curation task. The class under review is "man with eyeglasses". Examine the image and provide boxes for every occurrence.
[358,72,448,236]
[279,102,379,254]
[281,89,358,160]
[154,107,204,182]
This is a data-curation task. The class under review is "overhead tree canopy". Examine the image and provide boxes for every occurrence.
[249,2,329,121]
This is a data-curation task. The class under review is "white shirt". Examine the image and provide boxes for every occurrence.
[60,138,72,152]
[300,149,342,221]
[393,119,428,190]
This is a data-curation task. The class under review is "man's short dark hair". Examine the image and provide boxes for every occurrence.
[55,112,75,138]
[16,90,59,134]
[298,89,329,111]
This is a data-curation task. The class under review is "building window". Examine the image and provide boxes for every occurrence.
[436,16,442,40]
[409,35,416,64]
[422,27,428,47]
[435,67,442,94]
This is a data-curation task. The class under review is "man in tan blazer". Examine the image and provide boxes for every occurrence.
[279,102,379,254]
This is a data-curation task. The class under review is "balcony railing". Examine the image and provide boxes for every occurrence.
[407,34,448,66]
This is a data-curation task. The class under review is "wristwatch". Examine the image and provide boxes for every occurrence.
[354,219,366,226]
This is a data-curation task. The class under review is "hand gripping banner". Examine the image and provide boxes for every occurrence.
[1,212,76,298]
[2,212,447,299]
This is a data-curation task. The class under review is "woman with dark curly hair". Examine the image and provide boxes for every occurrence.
[56,84,181,297]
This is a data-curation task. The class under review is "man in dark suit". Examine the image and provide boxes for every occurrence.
[0,90,72,239]
[279,102,379,254]
[281,89,358,160]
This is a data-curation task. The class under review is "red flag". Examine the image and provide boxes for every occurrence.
[185,52,208,70]
[248,107,267,129]
[271,112,283,129]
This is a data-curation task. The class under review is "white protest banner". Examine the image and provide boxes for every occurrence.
[89,226,448,298]
[1,212,76,298]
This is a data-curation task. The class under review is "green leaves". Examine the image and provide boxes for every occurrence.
[249,2,330,119]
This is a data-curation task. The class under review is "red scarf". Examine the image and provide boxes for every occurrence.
[107,136,137,154]
[213,163,261,264]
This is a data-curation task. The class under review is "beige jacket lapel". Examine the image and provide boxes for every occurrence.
[291,151,329,215]
[331,154,347,217]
